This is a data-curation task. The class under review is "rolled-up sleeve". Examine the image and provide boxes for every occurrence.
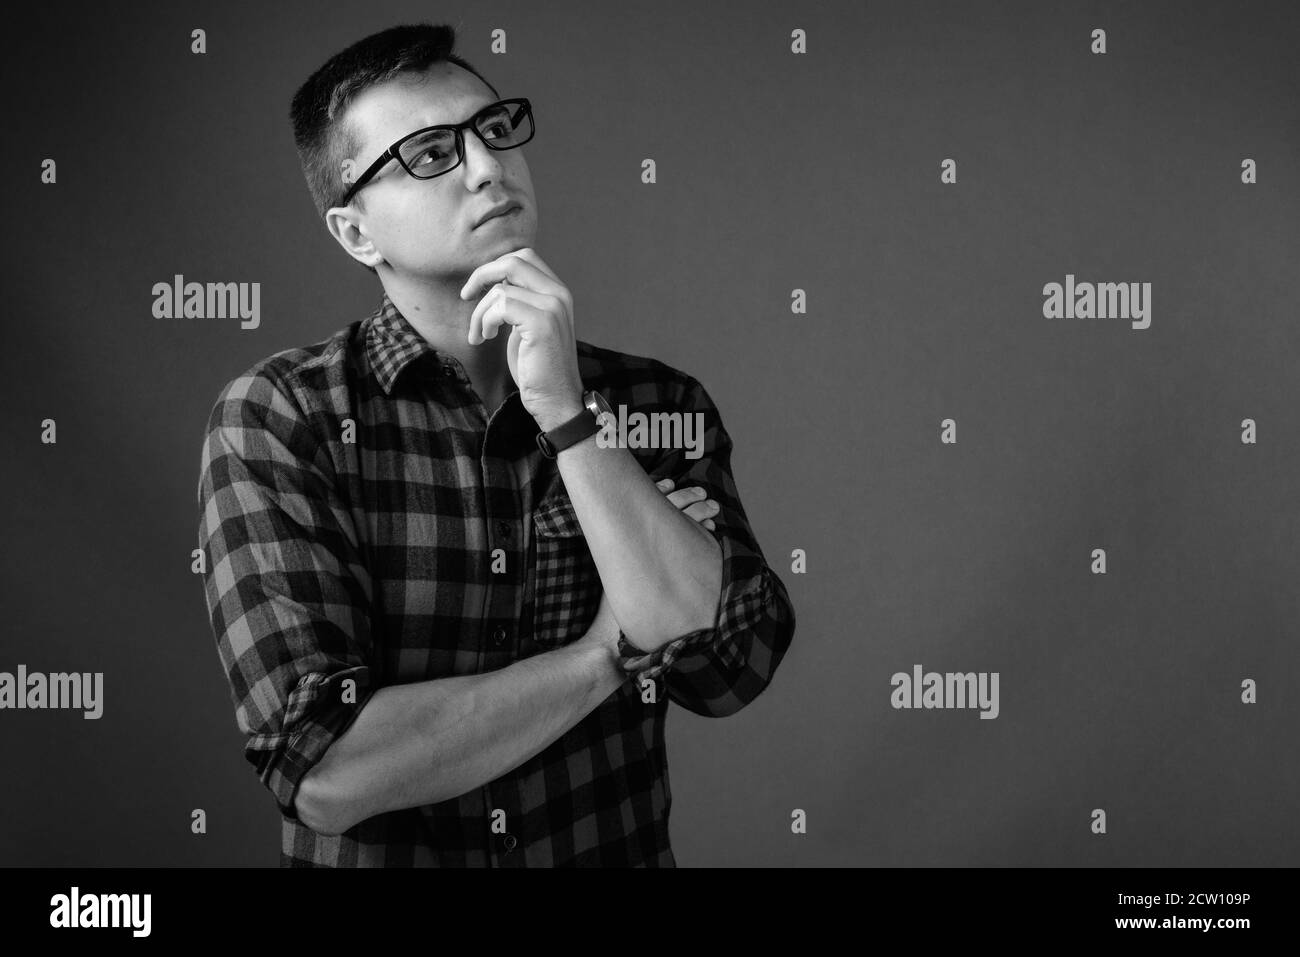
[196,368,376,823]
[626,374,796,717]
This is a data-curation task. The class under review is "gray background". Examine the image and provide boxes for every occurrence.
[3,0,1297,866]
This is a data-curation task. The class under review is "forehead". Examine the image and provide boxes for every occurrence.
[345,64,496,153]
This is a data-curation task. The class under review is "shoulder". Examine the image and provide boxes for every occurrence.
[204,320,362,435]
[575,339,708,409]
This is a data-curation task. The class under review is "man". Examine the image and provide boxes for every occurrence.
[196,22,795,866]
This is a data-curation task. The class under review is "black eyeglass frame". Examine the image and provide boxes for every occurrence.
[339,97,533,207]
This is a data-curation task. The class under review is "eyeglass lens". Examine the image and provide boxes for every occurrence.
[398,102,532,178]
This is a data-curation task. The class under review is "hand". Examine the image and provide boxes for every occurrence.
[582,478,719,653]
[653,476,718,532]
[459,248,584,431]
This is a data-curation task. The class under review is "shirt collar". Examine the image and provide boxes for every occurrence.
[363,291,444,395]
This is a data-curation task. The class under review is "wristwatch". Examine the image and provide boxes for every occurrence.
[536,389,614,459]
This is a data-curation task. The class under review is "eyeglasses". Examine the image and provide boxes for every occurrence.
[339,97,534,206]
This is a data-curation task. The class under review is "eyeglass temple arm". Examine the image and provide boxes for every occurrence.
[342,147,397,205]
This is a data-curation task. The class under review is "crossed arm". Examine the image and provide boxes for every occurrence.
[293,477,718,835]
[200,370,789,837]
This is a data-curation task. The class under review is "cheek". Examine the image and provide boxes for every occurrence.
[387,206,453,250]
[386,187,452,230]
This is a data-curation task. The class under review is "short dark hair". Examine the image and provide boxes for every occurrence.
[289,23,500,274]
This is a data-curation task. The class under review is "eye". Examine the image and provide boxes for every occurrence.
[400,130,457,170]
[411,147,450,168]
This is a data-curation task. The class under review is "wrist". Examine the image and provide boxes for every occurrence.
[575,629,625,693]
[534,396,585,433]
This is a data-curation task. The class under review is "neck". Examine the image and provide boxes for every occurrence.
[380,267,513,409]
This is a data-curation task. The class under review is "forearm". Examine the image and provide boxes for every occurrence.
[296,632,625,835]
[556,434,722,650]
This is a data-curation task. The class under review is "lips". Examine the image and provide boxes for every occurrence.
[475,203,520,228]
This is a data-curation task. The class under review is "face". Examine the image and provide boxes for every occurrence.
[327,63,537,280]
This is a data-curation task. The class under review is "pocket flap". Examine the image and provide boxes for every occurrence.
[534,493,584,537]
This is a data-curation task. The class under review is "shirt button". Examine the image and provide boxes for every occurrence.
[495,520,512,538]
[503,834,517,852]
[493,626,508,646]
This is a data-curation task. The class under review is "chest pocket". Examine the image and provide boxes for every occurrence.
[531,492,603,649]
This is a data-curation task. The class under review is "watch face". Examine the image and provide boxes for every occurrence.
[586,390,614,419]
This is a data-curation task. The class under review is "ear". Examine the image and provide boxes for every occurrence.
[325,205,384,269]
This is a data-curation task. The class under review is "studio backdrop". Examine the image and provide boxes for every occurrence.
[2,0,1297,866]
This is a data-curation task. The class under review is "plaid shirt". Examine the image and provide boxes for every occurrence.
[196,292,795,866]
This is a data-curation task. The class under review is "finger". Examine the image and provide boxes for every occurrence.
[682,500,718,522]
[506,247,560,283]
[461,259,515,302]
[665,486,708,504]
[478,290,548,343]
[501,248,574,332]
[508,249,571,320]
[468,283,506,345]
[655,478,675,492]
[667,491,715,513]
[460,252,555,302]
[702,519,715,531]
[472,283,510,343]
[478,284,562,342]
[664,487,702,508]
[471,282,532,343]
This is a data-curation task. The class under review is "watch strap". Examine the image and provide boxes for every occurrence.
[536,398,599,459]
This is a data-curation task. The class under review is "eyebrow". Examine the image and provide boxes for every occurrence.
[360,102,500,167]
[420,102,500,130]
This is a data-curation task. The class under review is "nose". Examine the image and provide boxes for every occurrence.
[462,127,508,185]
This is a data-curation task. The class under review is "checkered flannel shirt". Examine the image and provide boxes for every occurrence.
[196,292,796,866]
